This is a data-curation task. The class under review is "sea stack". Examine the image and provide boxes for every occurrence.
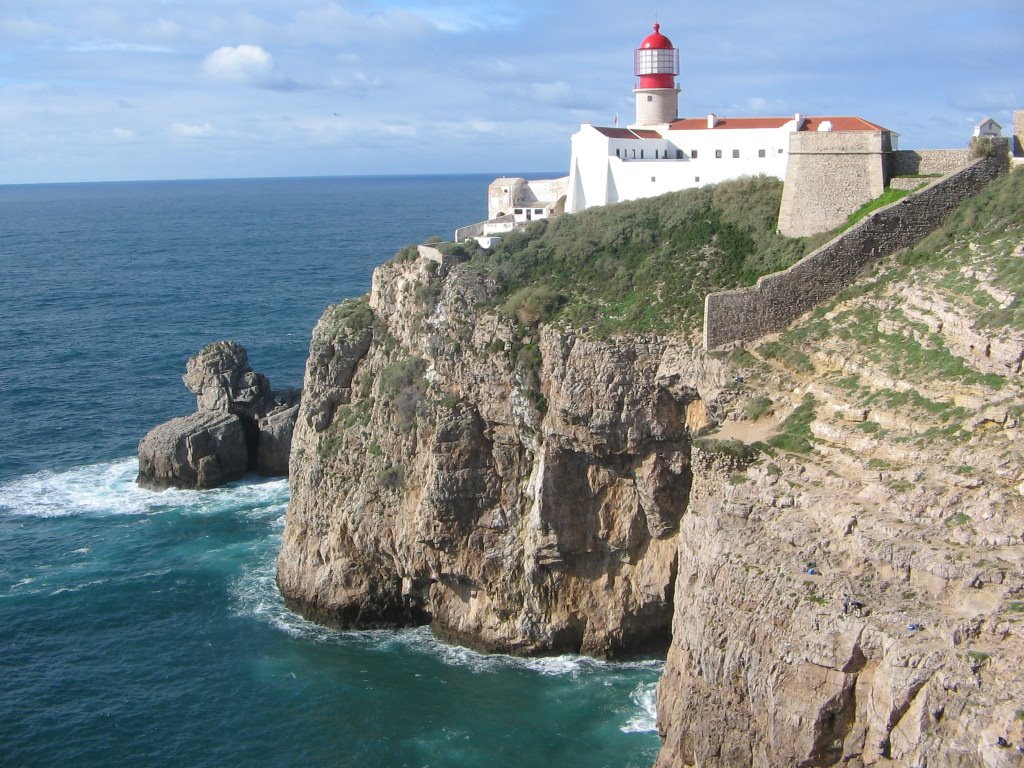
[137,341,300,490]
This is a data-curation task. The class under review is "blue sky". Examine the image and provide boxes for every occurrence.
[1,0,1019,184]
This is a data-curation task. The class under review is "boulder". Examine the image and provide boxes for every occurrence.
[257,403,300,476]
[137,411,248,490]
[183,340,272,417]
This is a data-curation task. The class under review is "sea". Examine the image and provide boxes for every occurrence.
[0,176,663,768]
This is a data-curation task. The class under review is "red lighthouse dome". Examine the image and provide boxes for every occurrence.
[634,22,678,90]
[639,23,674,51]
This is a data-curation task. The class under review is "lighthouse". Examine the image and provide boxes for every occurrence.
[632,22,680,126]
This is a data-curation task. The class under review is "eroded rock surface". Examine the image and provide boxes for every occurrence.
[137,341,300,489]
[277,254,726,656]
[137,411,247,490]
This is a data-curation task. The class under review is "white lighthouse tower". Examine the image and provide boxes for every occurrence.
[632,22,680,126]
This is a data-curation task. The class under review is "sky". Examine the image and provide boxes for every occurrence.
[0,0,1020,184]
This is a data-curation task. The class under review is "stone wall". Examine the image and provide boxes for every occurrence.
[777,131,890,237]
[704,151,1009,349]
[1014,110,1024,157]
[890,148,972,176]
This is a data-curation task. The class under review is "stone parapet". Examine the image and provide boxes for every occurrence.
[891,149,972,176]
[705,152,1009,349]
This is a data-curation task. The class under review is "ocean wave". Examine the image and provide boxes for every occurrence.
[621,681,659,733]
[0,458,288,519]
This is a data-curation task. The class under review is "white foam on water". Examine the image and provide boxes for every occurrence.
[621,681,659,733]
[50,578,110,596]
[0,458,289,520]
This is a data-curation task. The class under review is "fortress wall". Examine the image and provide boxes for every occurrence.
[704,151,1009,349]
[1014,111,1024,157]
[777,131,889,238]
[488,177,526,219]
[525,178,569,206]
[891,149,972,176]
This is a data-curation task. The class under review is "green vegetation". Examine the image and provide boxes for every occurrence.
[767,394,817,454]
[946,513,972,526]
[757,341,814,374]
[693,437,760,464]
[378,464,405,490]
[465,176,823,336]
[379,355,427,431]
[837,187,912,233]
[323,297,374,337]
[744,395,774,421]
[1006,602,1024,613]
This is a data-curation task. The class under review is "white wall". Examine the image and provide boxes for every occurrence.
[566,123,792,213]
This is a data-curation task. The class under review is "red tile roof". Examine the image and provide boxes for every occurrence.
[594,127,663,139]
[665,115,891,133]
[669,117,790,130]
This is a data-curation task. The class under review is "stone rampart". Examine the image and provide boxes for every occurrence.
[890,149,972,176]
[454,221,486,243]
[777,131,890,238]
[1014,110,1024,157]
[704,152,1009,349]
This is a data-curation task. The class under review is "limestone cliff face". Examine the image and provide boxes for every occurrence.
[277,248,723,656]
[653,174,1024,767]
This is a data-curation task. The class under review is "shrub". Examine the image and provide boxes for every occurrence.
[744,395,774,421]
[379,355,427,432]
[378,464,405,490]
[501,284,565,326]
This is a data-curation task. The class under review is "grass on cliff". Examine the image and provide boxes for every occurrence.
[465,176,826,336]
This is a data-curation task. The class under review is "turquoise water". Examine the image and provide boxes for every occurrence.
[0,177,662,768]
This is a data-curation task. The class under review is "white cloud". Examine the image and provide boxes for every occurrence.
[110,127,137,140]
[202,44,298,90]
[170,122,220,138]
[68,39,173,54]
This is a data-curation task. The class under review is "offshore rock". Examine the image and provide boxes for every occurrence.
[136,411,247,490]
[137,341,300,490]
[277,253,725,657]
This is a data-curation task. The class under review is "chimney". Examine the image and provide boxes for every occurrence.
[794,113,805,130]
[707,113,717,129]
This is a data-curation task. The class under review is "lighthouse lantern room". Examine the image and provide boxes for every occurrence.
[632,23,680,127]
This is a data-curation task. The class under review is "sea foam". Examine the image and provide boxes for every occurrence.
[0,458,288,519]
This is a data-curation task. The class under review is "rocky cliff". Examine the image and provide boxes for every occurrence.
[656,169,1024,767]
[277,245,722,655]
[277,169,1024,766]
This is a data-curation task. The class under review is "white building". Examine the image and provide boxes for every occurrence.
[564,23,893,213]
[457,21,895,242]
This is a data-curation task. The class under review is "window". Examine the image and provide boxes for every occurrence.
[651,176,656,182]
[647,95,653,102]
[758,149,766,158]
[676,149,684,159]
[691,149,698,158]
[732,149,740,158]
[534,209,542,215]
[640,150,644,159]
[715,149,722,158]
[632,149,636,158]
[694,176,700,182]
[615,148,621,157]
[778,148,784,154]
[514,209,523,214]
